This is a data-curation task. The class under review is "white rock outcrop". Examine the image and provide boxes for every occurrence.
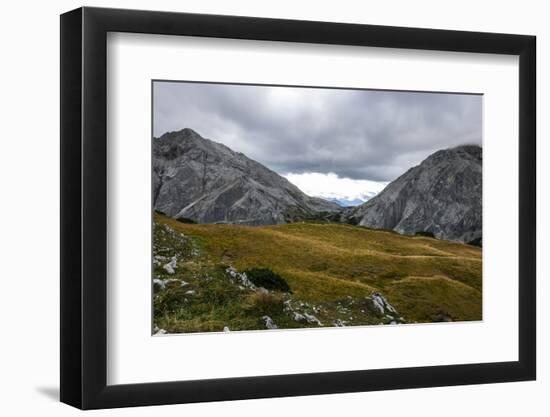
[262,316,278,329]
[225,267,256,289]
[163,256,177,274]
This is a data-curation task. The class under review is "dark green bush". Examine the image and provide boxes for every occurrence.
[415,231,435,238]
[244,268,292,293]
[176,217,197,224]
[467,237,482,247]
[344,216,360,226]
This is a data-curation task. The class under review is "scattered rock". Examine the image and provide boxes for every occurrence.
[292,312,306,322]
[434,312,453,322]
[226,266,256,289]
[370,292,398,316]
[153,255,166,266]
[262,315,278,329]
[284,299,325,325]
[303,313,323,326]
[163,256,177,274]
[153,278,185,291]
[153,278,166,290]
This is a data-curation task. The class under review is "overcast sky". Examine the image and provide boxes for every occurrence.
[153,81,481,202]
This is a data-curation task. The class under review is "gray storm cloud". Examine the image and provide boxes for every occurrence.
[153,81,482,182]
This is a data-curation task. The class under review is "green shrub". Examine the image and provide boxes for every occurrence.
[346,217,360,226]
[176,217,197,224]
[415,231,435,238]
[244,268,292,293]
[467,237,482,247]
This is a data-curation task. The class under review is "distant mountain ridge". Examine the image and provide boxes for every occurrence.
[153,128,340,225]
[345,145,482,243]
[327,197,373,207]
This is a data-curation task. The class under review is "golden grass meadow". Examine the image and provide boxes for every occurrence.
[153,213,481,334]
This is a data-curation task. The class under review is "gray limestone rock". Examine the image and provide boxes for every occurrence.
[153,128,340,225]
[346,145,482,243]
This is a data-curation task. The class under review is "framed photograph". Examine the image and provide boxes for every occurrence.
[60,7,536,409]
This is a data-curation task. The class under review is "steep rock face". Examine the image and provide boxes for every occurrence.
[347,145,482,243]
[153,128,339,224]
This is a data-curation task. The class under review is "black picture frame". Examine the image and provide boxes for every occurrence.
[60,6,536,410]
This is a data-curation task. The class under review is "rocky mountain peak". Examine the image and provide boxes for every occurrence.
[153,129,340,224]
[346,145,482,243]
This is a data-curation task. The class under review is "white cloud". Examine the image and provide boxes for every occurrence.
[285,172,388,205]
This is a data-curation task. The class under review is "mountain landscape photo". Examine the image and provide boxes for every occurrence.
[151,81,482,335]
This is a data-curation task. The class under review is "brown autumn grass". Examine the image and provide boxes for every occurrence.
[155,213,482,324]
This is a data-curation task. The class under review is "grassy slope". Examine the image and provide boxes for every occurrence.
[153,213,481,333]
